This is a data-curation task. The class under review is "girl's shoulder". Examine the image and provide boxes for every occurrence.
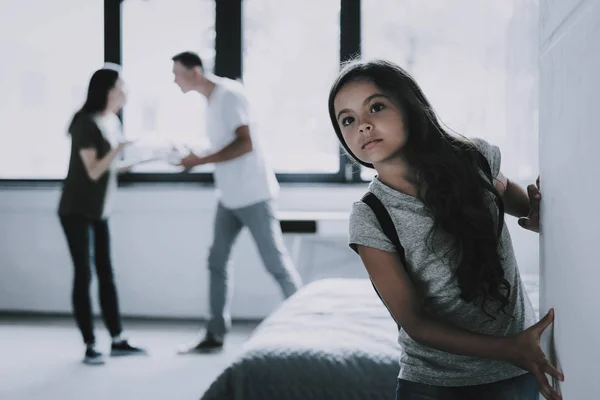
[468,137,496,153]
[467,137,502,177]
[349,199,375,226]
[349,192,410,231]
[348,198,397,254]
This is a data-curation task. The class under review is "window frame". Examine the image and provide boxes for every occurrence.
[0,0,366,185]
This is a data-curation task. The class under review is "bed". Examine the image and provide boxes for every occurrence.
[200,278,401,400]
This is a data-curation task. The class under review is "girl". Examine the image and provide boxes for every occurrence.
[328,59,563,400]
[58,67,153,365]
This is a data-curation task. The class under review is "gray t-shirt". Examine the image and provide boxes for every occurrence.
[348,138,536,387]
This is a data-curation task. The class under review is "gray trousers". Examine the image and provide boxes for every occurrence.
[206,200,303,339]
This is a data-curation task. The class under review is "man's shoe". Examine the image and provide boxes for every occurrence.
[177,336,224,354]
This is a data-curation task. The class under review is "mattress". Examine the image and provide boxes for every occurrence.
[200,278,401,400]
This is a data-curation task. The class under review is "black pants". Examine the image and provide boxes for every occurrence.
[59,215,123,345]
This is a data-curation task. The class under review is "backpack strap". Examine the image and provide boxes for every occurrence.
[360,192,407,329]
[361,192,406,265]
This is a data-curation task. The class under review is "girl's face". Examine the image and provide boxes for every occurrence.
[333,80,408,166]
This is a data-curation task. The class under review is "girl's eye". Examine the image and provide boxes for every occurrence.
[341,116,354,126]
[370,102,385,113]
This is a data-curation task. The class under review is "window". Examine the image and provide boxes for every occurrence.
[361,0,539,183]
[242,0,341,174]
[121,0,216,173]
[0,0,103,179]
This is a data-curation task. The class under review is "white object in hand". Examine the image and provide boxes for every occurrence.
[166,148,184,164]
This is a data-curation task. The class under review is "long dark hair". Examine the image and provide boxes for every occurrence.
[329,59,511,318]
[69,68,120,132]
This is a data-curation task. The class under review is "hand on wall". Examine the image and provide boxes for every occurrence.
[518,175,541,233]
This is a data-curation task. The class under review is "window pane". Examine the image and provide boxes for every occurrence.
[361,0,539,182]
[243,0,341,173]
[121,0,215,173]
[0,1,103,179]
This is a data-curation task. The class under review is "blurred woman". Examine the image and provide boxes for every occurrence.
[58,67,151,365]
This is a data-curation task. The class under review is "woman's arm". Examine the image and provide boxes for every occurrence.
[357,244,562,399]
[79,142,128,181]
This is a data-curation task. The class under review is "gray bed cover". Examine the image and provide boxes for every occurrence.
[200,278,400,400]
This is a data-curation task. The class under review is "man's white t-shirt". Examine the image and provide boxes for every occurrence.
[205,77,279,209]
[93,112,122,218]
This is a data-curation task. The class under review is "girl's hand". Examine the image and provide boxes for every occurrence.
[507,309,564,399]
[518,175,541,233]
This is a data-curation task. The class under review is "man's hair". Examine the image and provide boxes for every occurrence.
[172,51,203,69]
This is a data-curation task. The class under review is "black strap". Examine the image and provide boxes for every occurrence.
[361,192,406,265]
[360,192,406,329]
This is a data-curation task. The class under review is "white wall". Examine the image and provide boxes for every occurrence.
[539,0,600,398]
[0,183,539,320]
[0,184,371,320]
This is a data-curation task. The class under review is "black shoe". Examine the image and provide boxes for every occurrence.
[83,345,106,365]
[178,336,224,354]
[110,340,148,357]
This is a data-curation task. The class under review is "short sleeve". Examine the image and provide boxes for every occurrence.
[223,90,251,134]
[348,201,397,254]
[69,115,101,151]
[470,137,501,178]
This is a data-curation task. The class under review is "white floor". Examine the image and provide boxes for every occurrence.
[0,273,540,400]
[0,316,258,400]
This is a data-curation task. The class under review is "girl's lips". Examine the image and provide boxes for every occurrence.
[362,139,382,149]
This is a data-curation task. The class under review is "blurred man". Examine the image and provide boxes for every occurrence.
[171,51,303,352]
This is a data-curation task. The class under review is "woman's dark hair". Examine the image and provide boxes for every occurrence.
[69,68,120,132]
[328,59,510,318]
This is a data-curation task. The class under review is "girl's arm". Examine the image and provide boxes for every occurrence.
[359,244,512,360]
[357,244,562,399]
[494,171,531,218]
[494,172,541,231]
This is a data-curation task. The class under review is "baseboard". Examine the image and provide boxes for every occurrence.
[0,310,262,326]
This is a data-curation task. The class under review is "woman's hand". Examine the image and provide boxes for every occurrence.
[117,139,136,151]
[506,309,564,399]
[518,175,541,232]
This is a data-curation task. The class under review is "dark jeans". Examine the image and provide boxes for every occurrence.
[59,215,123,345]
[395,373,539,400]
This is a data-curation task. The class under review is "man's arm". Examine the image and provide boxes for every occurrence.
[178,125,253,169]
[201,125,253,164]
